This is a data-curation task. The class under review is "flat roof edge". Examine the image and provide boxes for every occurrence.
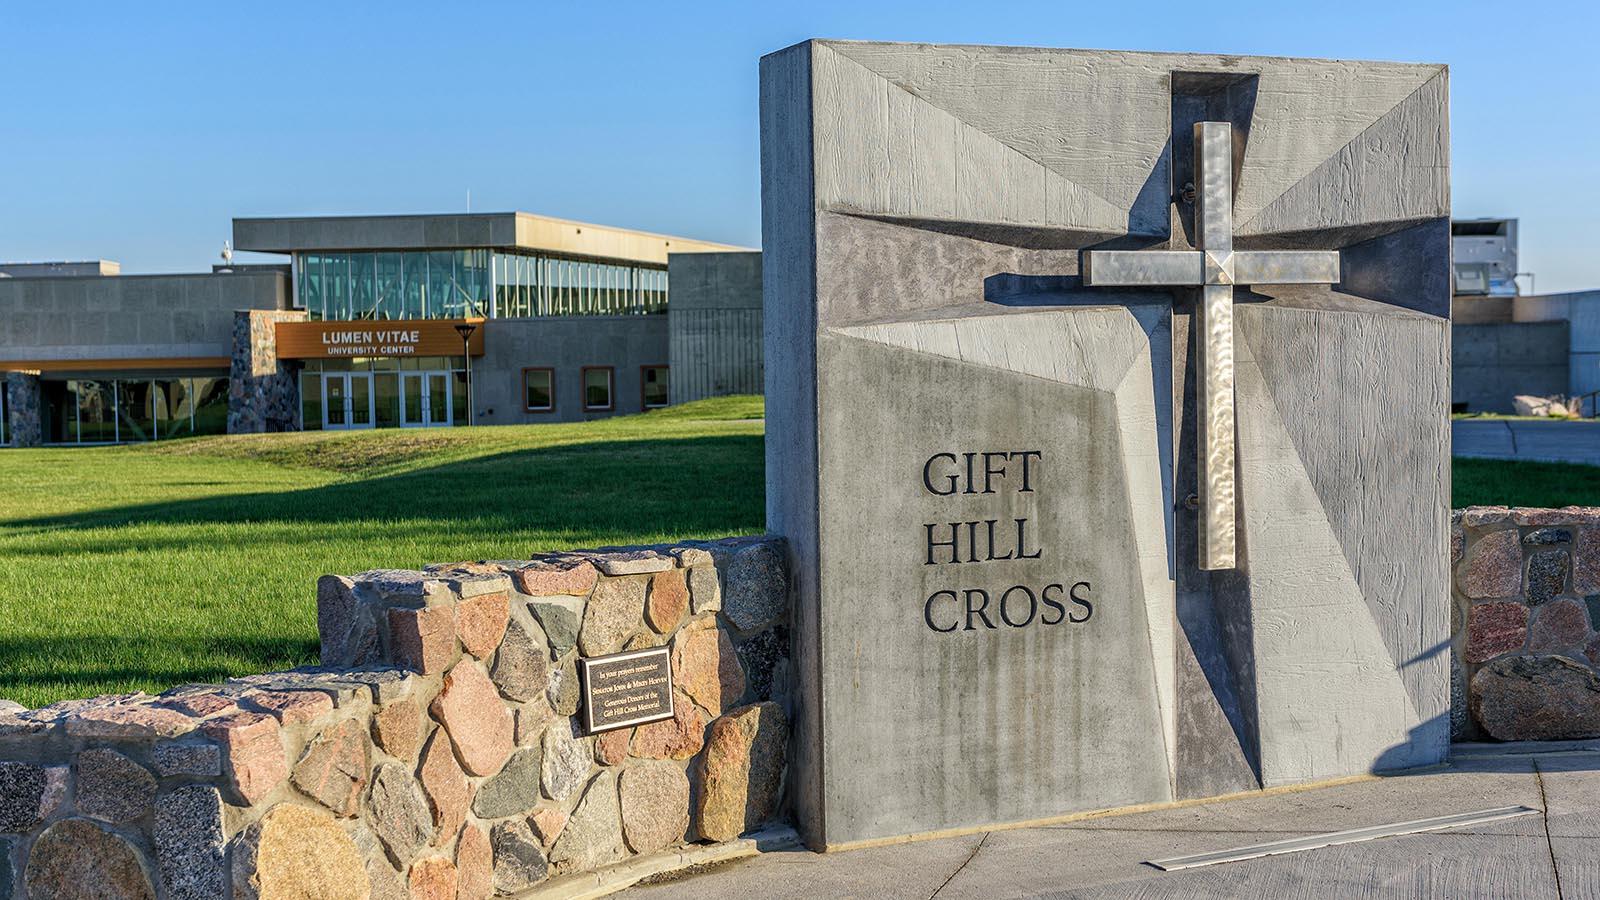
[232,211,753,260]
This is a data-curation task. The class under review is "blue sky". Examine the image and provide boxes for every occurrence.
[2,1,1595,293]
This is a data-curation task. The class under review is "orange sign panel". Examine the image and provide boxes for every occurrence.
[275,319,486,359]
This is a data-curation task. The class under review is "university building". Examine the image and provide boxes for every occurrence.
[1449,217,1600,415]
[0,212,762,445]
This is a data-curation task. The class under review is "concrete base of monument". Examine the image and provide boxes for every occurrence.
[627,750,1588,898]
[523,770,1458,897]
[522,826,800,899]
[811,768,1443,854]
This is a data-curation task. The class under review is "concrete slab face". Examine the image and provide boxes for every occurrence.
[815,325,1171,841]
[1514,290,1600,405]
[760,39,1450,848]
[667,252,764,404]
[0,272,288,366]
[474,316,669,425]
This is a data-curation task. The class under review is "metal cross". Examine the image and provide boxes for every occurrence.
[1083,122,1340,571]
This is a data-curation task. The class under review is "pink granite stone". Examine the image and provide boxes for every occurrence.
[201,712,287,804]
[1464,602,1529,663]
[1530,599,1591,651]
[1575,527,1600,595]
[243,690,336,725]
[429,663,513,777]
[420,731,472,847]
[390,605,460,675]
[1460,529,1523,600]
[671,620,745,717]
[512,559,598,597]
[456,591,510,659]
[156,691,237,718]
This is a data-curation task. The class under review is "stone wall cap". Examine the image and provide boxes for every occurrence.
[1459,506,1600,528]
[576,550,675,576]
[63,699,197,740]
[0,711,51,736]
[424,561,509,577]
[1511,507,1600,526]
[665,547,715,567]
[354,569,454,605]
[1460,506,1511,526]
[226,669,380,706]
[448,574,514,598]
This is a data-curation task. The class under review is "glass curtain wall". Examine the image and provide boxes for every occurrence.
[491,253,667,318]
[41,377,228,444]
[297,251,491,321]
[297,249,668,320]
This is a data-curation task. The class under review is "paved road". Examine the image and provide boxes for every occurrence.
[1454,419,1600,467]
[624,743,1600,899]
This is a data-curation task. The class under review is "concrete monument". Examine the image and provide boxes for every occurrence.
[761,41,1451,848]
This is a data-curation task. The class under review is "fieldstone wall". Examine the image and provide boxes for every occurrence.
[1454,507,1600,741]
[0,538,791,899]
[3,372,41,447]
[227,309,306,435]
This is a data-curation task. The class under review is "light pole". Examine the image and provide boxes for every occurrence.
[453,323,478,426]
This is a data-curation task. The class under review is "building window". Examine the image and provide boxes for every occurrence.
[36,376,229,444]
[582,367,614,411]
[641,366,669,409]
[294,250,490,321]
[489,251,667,318]
[523,368,555,412]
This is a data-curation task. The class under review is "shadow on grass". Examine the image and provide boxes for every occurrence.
[5,434,767,540]
[0,635,321,695]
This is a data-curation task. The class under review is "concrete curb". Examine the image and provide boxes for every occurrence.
[518,826,802,899]
[1453,739,1600,758]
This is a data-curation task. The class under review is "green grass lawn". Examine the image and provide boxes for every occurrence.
[3,392,1597,709]
[1452,457,1600,509]
[0,395,765,708]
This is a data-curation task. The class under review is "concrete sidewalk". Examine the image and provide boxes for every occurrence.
[623,745,1600,899]
[1454,419,1600,467]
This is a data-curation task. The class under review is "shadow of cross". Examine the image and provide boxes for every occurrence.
[1083,121,1340,571]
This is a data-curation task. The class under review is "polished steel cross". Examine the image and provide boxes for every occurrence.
[1083,122,1340,571]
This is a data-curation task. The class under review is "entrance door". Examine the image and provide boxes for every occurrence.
[322,373,375,430]
[401,371,453,428]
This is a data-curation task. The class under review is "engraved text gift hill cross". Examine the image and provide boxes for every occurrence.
[762,42,1451,849]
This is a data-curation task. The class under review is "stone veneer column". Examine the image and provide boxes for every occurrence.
[1454,506,1600,741]
[227,309,307,434]
[4,371,41,447]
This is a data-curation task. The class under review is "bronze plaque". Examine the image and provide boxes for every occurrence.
[578,646,674,734]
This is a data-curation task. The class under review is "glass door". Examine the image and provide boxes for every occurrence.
[348,373,373,428]
[426,372,450,427]
[401,373,424,428]
[324,375,347,428]
[323,373,375,430]
[400,371,454,428]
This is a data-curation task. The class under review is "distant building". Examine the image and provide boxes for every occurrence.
[1451,218,1519,299]
[0,260,121,278]
[1449,216,1600,415]
[0,212,762,446]
[1511,290,1600,415]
